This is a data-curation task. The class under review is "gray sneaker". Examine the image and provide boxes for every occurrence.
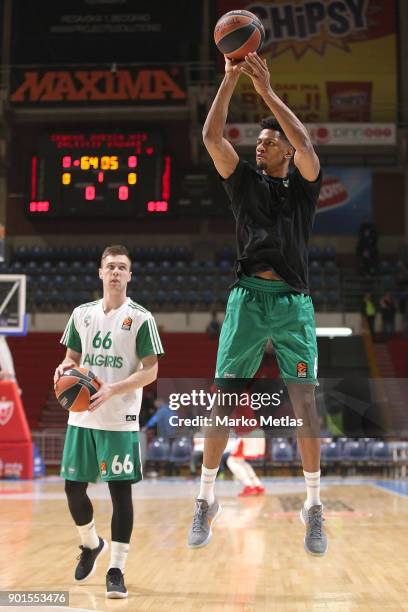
[188,498,222,548]
[300,504,328,556]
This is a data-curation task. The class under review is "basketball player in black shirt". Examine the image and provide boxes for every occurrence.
[188,52,327,556]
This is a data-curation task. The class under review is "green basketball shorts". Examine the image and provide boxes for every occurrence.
[60,425,143,484]
[215,275,318,387]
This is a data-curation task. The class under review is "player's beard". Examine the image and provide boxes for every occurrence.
[256,159,267,171]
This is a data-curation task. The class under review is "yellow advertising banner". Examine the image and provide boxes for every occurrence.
[217,0,396,123]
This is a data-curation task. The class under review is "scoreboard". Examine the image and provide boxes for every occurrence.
[28,131,171,217]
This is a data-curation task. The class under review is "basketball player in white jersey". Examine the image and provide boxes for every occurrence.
[54,244,164,599]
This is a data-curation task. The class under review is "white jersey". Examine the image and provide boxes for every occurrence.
[60,297,164,432]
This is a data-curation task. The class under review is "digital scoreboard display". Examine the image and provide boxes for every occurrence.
[29,131,171,217]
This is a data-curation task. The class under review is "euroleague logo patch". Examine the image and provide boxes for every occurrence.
[121,316,132,331]
[296,361,308,378]
[100,461,107,476]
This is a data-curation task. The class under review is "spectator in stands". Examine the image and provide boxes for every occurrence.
[379,291,396,337]
[145,398,177,442]
[206,311,220,340]
[361,293,377,336]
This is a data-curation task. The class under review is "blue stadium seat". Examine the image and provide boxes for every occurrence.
[139,290,152,306]
[25,261,39,275]
[38,275,50,289]
[324,274,339,289]
[343,440,369,462]
[189,261,202,273]
[379,260,391,274]
[169,289,182,305]
[310,273,323,290]
[201,289,215,306]
[147,438,170,461]
[8,261,24,273]
[323,260,337,273]
[219,260,232,273]
[321,441,342,464]
[174,275,185,289]
[174,260,188,274]
[54,275,65,288]
[131,261,142,274]
[158,275,171,289]
[187,290,200,305]
[309,260,322,273]
[271,441,294,463]
[55,261,69,275]
[368,441,391,463]
[145,261,158,274]
[326,290,340,306]
[218,275,231,289]
[202,261,217,274]
[382,275,394,290]
[159,261,172,274]
[169,438,193,465]
[84,261,97,274]
[189,275,199,288]
[323,245,336,261]
[309,245,321,261]
[155,290,167,305]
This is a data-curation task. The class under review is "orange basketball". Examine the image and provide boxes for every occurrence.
[214,10,265,60]
[55,367,100,412]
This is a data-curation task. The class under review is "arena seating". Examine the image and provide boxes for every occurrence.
[9,243,342,313]
[142,435,398,476]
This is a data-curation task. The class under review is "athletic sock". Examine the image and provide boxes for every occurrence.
[109,541,129,573]
[198,465,219,505]
[227,456,252,486]
[303,470,321,509]
[242,461,262,487]
[77,519,99,549]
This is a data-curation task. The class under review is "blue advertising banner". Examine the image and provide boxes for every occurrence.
[314,167,372,235]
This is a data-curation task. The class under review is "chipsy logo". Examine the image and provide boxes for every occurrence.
[317,176,349,213]
[245,0,392,59]
[121,316,133,331]
[0,399,14,426]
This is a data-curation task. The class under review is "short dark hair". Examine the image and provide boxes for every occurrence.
[260,116,289,142]
[100,244,132,267]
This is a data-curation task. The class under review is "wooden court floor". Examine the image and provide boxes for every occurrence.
[1,477,408,612]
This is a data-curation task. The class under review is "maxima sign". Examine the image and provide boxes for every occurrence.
[225,123,396,146]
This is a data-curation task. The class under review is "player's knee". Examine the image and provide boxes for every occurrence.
[64,479,88,500]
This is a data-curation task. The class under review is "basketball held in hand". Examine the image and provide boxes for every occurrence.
[214,10,265,61]
[55,367,100,412]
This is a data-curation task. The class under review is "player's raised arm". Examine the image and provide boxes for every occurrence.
[202,57,241,179]
[240,52,320,182]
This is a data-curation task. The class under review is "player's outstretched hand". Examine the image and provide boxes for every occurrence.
[240,52,271,97]
[88,376,114,412]
[53,361,77,386]
[225,55,245,75]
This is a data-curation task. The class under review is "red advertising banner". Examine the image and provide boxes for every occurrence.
[0,382,33,479]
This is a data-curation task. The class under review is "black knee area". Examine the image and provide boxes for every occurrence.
[64,480,93,526]
[108,481,133,544]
